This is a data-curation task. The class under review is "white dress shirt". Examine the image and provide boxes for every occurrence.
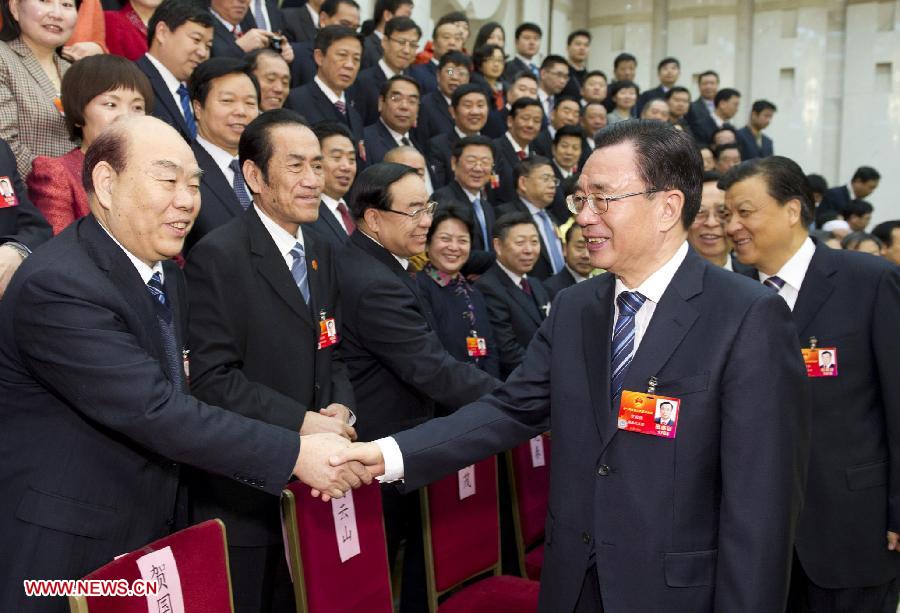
[314,75,347,105]
[381,119,412,147]
[195,136,252,203]
[250,0,272,31]
[321,193,349,233]
[145,53,187,120]
[378,58,398,79]
[722,255,734,272]
[254,204,304,270]
[505,131,529,157]
[99,223,164,285]
[565,264,588,283]
[209,8,240,35]
[305,2,319,28]
[496,260,526,288]
[758,237,816,311]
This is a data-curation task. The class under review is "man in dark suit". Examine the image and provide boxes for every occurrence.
[310,122,357,248]
[493,97,544,204]
[497,155,566,281]
[334,122,811,612]
[285,26,365,147]
[474,212,551,379]
[282,0,323,43]
[502,22,542,83]
[360,0,414,69]
[286,0,360,87]
[815,165,880,228]
[185,110,356,613]
[407,19,464,96]
[635,56,680,116]
[543,223,593,299]
[184,58,260,252]
[547,124,583,223]
[691,87,740,148]
[0,138,51,297]
[685,69,718,146]
[137,0,215,142]
[687,171,754,275]
[0,115,368,613]
[736,99,776,161]
[721,156,900,613]
[532,95,581,159]
[362,75,422,164]
[351,16,419,126]
[414,51,470,147]
[208,0,293,61]
[425,83,488,188]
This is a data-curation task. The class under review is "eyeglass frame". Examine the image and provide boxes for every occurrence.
[386,36,420,50]
[566,189,660,215]
[692,206,729,225]
[380,200,438,220]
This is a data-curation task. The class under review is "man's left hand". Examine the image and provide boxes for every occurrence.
[0,244,26,298]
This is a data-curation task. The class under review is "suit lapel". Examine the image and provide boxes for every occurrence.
[303,227,324,319]
[792,245,837,337]
[498,269,542,326]
[582,275,615,437]
[139,56,189,137]
[193,143,243,218]
[318,202,347,242]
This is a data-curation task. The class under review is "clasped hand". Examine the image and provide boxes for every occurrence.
[291,439,387,502]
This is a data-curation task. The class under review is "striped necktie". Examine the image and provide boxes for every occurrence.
[611,291,647,402]
[536,210,564,273]
[147,271,167,308]
[229,159,253,210]
[290,242,310,304]
[176,84,197,139]
[253,0,268,30]
[763,275,785,292]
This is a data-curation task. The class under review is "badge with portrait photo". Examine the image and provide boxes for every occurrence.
[617,391,680,439]
[802,347,838,377]
[317,311,339,350]
[0,176,18,208]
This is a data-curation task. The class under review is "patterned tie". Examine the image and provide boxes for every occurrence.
[763,275,785,292]
[336,200,355,234]
[334,100,347,117]
[253,0,268,30]
[472,195,489,248]
[537,210,565,273]
[611,291,647,402]
[290,242,310,304]
[529,62,539,78]
[229,159,253,210]
[519,277,532,296]
[517,150,527,161]
[147,271,167,307]
[176,84,197,139]
[400,136,411,146]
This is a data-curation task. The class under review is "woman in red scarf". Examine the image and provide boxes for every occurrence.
[104,0,160,60]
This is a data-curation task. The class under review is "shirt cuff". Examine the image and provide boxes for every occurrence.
[374,436,404,483]
[347,409,356,427]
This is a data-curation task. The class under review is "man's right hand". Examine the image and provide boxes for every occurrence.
[300,409,356,440]
[330,442,385,480]
[293,433,372,501]
[236,28,274,52]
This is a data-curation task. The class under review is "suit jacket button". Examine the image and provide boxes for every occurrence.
[597,464,610,476]
[582,532,592,544]
[314,383,321,392]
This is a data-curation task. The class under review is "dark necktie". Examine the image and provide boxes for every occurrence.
[334,99,347,117]
[763,275,785,292]
[400,136,411,146]
[536,210,564,273]
[519,277,532,296]
[147,271,168,309]
[148,271,182,389]
[517,149,527,160]
[290,242,310,304]
[176,84,197,139]
[229,159,253,210]
[611,291,647,402]
[336,200,355,235]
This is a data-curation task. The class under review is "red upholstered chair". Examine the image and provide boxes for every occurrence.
[420,456,540,612]
[68,519,234,613]
[281,480,392,613]
[506,434,552,580]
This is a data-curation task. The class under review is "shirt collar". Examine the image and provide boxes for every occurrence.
[758,237,815,294]
[722,255,734,271]
[196,135,236,178]
[424,262,461,287]
[565,264,588,283]
[314,75,345,104]
[455,126,468,138]
[320,193,344,215]
[505,131,529,154]
[359,229,409,269]
[145,52,182,96]
[554,160,572,178]
[209,8,239,32]
[306,2,319,27]
[516,54,537,67]
[378,58,398,78]
[254,204,304,257]
[520,197,544,215]
[97,219,164,285]
[497,260,524,287]
[614,240,689,305]
[380,119,408,144]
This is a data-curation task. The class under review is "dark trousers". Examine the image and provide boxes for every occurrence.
[787,552,896,613]
[573,564,604,613]
[228,543,295,613]
[382,483,428,613]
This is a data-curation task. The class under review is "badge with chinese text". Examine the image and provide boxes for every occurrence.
[617,391,680,439]
[317,311,339,350]
[0,176,18,208]
[466,331,487,357]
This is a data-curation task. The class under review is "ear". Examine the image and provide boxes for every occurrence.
[363,207,381,234]
[377,96,384,115]
[313,48,325,69]
[191,99,202,122]
[657,190,684,233]
[785,197,802,226]
[450,156,458,174]
[449,106,458,122]
[92,161,116,212]
[516,174,527,194]
[506,114,514,131]
[7,0,19,23]
[242,159,263,196]
[492,236,502,253]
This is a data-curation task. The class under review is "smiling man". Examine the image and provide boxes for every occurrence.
[687,171,751,273]
[310,121,358,248]
[362,75,421,164]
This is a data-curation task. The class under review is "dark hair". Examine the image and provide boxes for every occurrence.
[384,15,421,39]
[697,70,719,83]
[438,10,468,25]
[752,99,777,114]
[450,83,488,108]
[561,173,580,198]
[842,199,874,219]
[702,170,722,183]
[553,95,581,112]
[312,120,352,143]
[613,52,637,69]
[852,166,881,183]
[841,231,883,251]
[513,154,552,189]
[717,156,814,226]
[540,54,569,72]
[714,143,740,161]
[315,25,363,55]
[62,55,154,141]
[714,88,740,107]
[871,220,900,247]
[509,97,543,118]
[510,71,538,87]
[451,134,494,159]
[567,29,591,46]
[147,0,214,48]
[472,44,505,74]
[564,220,582,242]
[474,22,504,49]
[82,122,130,197]
[347,162,419,218]
[665,86,691,100]
[657,57,680,71]
[438,50,471,70]
[515,22,542,40]
[806,173,828,195]
[594,121,703,229]
[426,202,474,244]
[371,0,413,26]
[245,47,287,72]
[432,17,461,39]
[321,0,360,17]
[711,125,738,145]
[553,124,584,146]
[188,57,260,107]
[238,108,308,184]
[493,211,537,240]
[583,69,608,83]
[659,400,674,410]
[608,80,639,102]
[379,74,421,98]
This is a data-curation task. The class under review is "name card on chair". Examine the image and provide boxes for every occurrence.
[136,545,185,613]
[332,492,361,563]
[530,436,546,468]
[458,465,476,500]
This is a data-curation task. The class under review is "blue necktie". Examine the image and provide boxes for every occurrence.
[763,275,785,292]
[253,0,268,30]
[472,195,489,248]
[290,242,310,304]
[537,210,564,273]
[529,62,539,78]
[147,271,167,308]
[176,84,197,139]
[229,159,253,210]
[611,291,646,402]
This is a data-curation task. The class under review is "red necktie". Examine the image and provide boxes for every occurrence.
[336,200,355,235]
[517,150,527,161]
[519,277,533,296]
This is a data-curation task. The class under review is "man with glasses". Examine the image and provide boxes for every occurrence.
[335,161,500,611]
[687,171,753,273]
[331,121,810,613]
[352,16,420,126]
[426,83,489,188]
[409,17,465,95]
[362,75,422,164]
[416,51,471,147]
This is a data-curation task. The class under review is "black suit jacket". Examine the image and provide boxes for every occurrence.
[431,180,497,274]
[241,1,287,38]
[416,90,453,148]
[496,198,559,281]
[185,141,244,253]
[686,98,717,147]
[184,208,353,546]
[735,126,773,160]
[285,81,364,146]
[543,267,576,300]
[0,216,300,610]
[502,57,532,84]
[361,32,383,70]
[335,231,499,441]
[309,200,350,249]
[635,85,667,116]
[210,17,245,59]
[548,161,575,225]
[362,120,420,165]
[531,128,553,158]
[136,54,192,142]
[282,6,317,42]
[473,263,550,379]
[492,134,529,204]
[351,64,390,127]
[289,40,317,87]
[743,244,900,588]
[816,185,852,227]
[425,129,459,189]
[0,138,51,249]
[408,60,438,96]
[392,247,811,611]
[483,103,508,139]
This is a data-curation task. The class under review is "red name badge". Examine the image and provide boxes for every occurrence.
[317,315,339,350]
[490,173,500,190]
[466,334,487,357]
[0,176,19,208]
[617,391,680,439]
[802,347,838,377]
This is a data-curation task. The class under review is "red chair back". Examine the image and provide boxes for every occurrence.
[68,519,233,613]
[507,435,551,549]
[421,457,499,602]
[281,481,392,613]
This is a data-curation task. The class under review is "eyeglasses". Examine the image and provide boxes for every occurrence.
[387,37,420,50]
[442,67,469,78]
[545,70,570,80]
[388,93,419,105]
[382,201,438,219]
[536,174,560,186]
[459,157,493,170]
[693,206,728,225]
[566,189,659,215]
